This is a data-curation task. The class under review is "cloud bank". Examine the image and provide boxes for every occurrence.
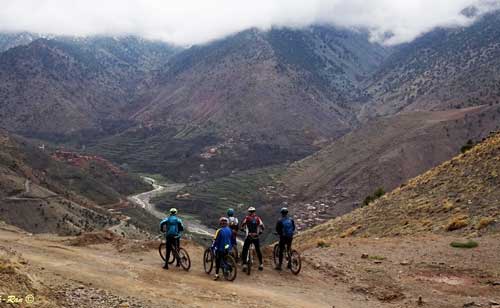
[0,0,499,45]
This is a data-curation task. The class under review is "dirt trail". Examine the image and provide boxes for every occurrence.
[0,227,355,308]
[2,224,499,308]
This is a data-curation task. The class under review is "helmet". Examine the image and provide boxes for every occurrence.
[280,207,288,214]
[219,217,228,224]
[227,208,235,216]
[247,206,256,212]
[170,208,178,214]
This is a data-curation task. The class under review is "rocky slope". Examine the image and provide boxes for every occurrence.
[299,131,500,239]
[0,32,41,52]
[0,130,151,234]
[362,10,500,118]
[0,36,176,138]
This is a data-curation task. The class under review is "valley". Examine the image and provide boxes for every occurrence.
[0,6,500,308]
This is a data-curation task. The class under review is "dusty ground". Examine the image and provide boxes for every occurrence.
[0,223,499,308]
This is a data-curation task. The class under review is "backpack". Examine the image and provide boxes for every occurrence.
[228,217,239,230]
[166,216,179,236]
[246,216,259,234]
[281,217,294,237]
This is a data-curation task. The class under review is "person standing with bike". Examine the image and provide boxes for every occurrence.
[159,208,184,270]
[275,207,295,271]
[240,206,265,272]
[212,217,233,281]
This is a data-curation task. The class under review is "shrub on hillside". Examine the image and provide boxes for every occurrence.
[362,187,386,206]
[450,240,478,249]
[317,239,330,248]
[446,215,469,231]
[340,225,362,238]
[476,217,495,230]
[460,139,475,153]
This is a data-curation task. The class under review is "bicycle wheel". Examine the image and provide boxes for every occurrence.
[177,248,191,271]
[290,250,302,275]
[203,248,214,274]
[231,246,239,262]
[223,255,237,282]
[273,244,279,266]
[159,243,166,261]
[168,249,176,264]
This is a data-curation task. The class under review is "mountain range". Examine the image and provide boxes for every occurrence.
[361,10,500,118]
[0,10,499,220]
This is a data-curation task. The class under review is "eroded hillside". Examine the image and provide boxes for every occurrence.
[299,131,500,240]
[0,130,152,235]
[281,105,500,228]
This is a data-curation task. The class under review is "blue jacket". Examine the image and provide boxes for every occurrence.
[276,216,295,237]
[212,226,232,252]
[160,215,184,237]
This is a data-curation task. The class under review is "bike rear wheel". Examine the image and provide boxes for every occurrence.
[177,248,191,271]
[290,250,301,275]
[223,255,237,281]
[159,243,166,261]
[159,242,179,264]
[203,248,214,274]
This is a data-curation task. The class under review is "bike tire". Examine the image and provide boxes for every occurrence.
[159,243,166,262]
[272,244,279,266]
[223,255,237,282]
[231,246,239,262]
[203,248,214,274]
[178,248,191,271]
[168,250,176,264]
[290,250,302,275]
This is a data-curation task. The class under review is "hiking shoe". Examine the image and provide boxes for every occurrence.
[162,264,169,270]
[287,263,292,269]
[213,274,220,281]
[242,265,247,273]
[258,264,264,271]
[275,265,282,271]
[176,263,180,267]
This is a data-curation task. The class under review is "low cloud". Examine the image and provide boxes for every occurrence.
[0,0,499,46]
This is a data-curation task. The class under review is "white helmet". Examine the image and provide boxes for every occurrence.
[248,206,256,212]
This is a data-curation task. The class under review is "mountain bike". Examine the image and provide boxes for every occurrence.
[241,236,258,276]
[272,235,301,275]
[203,245,237,281]
[159,237,191,271]
[230,245,239,262]
[245,242,255,275]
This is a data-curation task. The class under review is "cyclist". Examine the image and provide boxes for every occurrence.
[275,207,295,271]
[227,208,239,251]
[240,206,265,271]
[212,217,233,281]
[159,208,184,270]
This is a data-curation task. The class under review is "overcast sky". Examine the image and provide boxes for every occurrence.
[0,0,499,46]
